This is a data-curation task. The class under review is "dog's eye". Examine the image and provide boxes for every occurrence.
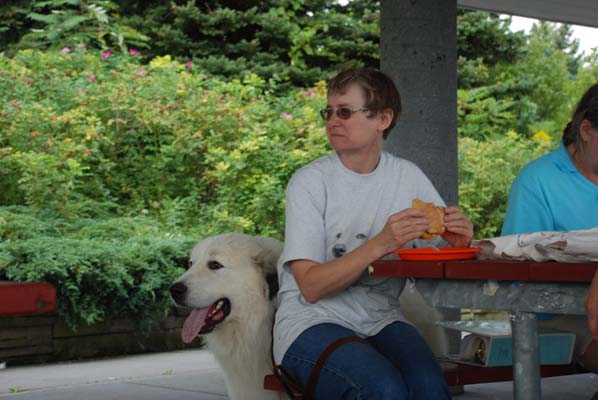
[208,260,223,270]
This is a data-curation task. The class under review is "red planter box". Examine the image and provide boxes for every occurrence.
[0,281,57,315]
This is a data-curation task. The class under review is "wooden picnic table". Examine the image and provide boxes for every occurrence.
[369,258,596,400]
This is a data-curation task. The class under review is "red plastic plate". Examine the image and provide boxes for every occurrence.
[394,247,481,261]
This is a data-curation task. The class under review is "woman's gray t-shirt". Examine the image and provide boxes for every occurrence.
[273,150,445,364]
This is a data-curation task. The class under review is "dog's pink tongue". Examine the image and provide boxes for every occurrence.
[182,308,209,343]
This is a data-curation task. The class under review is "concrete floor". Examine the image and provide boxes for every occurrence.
[0,349,596,399]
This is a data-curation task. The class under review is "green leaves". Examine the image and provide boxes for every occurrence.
[113,0,381,90]
[18,0,148,53]
[458,85,517,140]
[0,49,328,239]
[458,133,555,238]
[0,208,193,331]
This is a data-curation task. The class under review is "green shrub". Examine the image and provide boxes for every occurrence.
[459,132,555,238]
[0,49,331,329]
[0,49,329,237]
[0,207,193,331]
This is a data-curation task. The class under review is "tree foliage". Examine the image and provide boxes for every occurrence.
[115,0,380,90]
[2,0,381,90]
[2,0,149,53]
[457,10,525,88]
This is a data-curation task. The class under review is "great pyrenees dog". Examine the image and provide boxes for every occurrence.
[170,233,447,400]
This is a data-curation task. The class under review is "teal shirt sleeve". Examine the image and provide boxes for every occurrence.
[501,167,554,235]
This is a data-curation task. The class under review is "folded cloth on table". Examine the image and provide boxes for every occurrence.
[472,228,598,262]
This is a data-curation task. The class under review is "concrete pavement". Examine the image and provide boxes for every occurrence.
[0,348,597,399]
[0,349,227,400]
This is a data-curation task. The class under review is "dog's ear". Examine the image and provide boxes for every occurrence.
[251,237,282,275]
[251,249,277,275]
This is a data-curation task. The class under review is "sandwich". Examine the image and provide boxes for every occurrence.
[412,199,445,239]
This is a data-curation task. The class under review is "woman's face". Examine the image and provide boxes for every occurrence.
[325,83,391,156]
[580,120,598,168]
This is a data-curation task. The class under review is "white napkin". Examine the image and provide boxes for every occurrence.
[472,228,598,262]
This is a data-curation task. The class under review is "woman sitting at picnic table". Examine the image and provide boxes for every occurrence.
[273,67,474,399]
[502,83,598,371]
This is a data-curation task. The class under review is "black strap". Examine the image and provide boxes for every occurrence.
[271,334,371,400]
[304,336,370,399]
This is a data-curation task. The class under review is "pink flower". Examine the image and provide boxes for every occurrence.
[185,61,193,68]
[88,75,97,82]
[137,69,146,76]
[101,50,112,60]
[60,47,71,53]
[128,49,140,56]
[306,90,314,97]
[280,113,293,120]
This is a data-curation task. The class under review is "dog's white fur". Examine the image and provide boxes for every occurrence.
[172,233,447,400]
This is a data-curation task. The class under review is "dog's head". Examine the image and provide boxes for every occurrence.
[169,233,282,343]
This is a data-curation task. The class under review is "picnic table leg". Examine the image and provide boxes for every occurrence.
[510,311,541,400]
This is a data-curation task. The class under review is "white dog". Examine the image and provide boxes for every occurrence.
[170,233,283,400]
[170,233,447,400]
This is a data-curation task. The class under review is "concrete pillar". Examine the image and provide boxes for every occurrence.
[380,1,462,368]
[380,0,458,206]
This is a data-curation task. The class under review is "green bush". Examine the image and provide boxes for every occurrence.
[0,207,193,331]
[459,132,555,238]
[0,49,330,329]
[0,49,329,237]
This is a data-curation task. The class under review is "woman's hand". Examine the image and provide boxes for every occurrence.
[375,208,430,254]
[585,271,598,340]
[441,206,474,248]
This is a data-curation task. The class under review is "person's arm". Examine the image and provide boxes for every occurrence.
[585,269,598,340]
[292,208,429,303]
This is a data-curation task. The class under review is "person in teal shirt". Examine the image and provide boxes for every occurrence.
[501,140,598,234]
[502,83,598,372]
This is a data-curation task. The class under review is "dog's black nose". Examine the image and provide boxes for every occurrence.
[169,282,187,304]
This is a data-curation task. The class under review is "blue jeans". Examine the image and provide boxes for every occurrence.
[281,322,451,400]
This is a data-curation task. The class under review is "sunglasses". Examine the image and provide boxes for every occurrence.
[319,106,369,121]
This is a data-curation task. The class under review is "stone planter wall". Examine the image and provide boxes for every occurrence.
[0,308,202,366]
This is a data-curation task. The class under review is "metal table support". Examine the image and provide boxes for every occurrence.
[511,312,541,400]
[414,279,588,400]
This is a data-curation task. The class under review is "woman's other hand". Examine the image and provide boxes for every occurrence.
[441,206,474,248]
[375,208,430,254]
